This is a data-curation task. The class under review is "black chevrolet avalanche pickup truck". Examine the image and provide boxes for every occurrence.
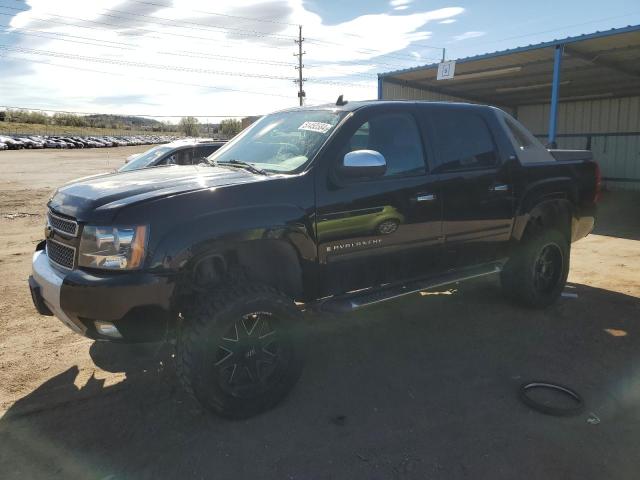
[29,100,599,418]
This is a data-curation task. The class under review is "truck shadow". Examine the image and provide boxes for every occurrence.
[592,191,640,241]
[1,279,640,479]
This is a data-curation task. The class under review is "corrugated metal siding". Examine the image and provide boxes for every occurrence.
[381,81,515,113]
[518,96,640,191]
[382,81,470,102]
[518,96,640,133]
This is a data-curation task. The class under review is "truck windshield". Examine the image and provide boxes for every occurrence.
[208,110,345,173]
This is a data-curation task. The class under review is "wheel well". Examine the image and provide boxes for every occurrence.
[178,240,304,301]
[524,200,572,242]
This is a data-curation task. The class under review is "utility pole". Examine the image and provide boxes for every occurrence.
[294,25,306,106]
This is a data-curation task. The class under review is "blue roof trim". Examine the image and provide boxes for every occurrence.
[378,24,640,78]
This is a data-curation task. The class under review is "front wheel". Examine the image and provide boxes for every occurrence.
[176,284,304,418]
[501,229,569,308]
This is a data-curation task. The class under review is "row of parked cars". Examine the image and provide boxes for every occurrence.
[0,134,177,151]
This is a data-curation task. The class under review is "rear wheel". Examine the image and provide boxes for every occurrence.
[501,229,569,308]
[176,284,303,418]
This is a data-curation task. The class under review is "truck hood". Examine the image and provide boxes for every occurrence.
[48,165,262,222]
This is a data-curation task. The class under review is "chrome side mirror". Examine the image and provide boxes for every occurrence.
[342,150,386,178]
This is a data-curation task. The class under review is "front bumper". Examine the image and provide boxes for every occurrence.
[30,250,84,335]
[29,249,176,342]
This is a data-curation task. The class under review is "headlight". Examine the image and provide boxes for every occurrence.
[79,225,148,270]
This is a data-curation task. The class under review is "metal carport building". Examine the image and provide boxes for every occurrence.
[377,25,640,191]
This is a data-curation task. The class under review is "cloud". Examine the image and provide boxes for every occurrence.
[439,19,456,24]
[390,0,412,11]
[452,31,486,41]
[4,1,465,117]
[93,1,168,32]
[183,1,294,41]
[93,94,159,106]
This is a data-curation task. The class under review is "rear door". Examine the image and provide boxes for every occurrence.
[315,105,444,296]
[419,106,515,267]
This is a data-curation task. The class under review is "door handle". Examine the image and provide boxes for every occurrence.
[489,184,509,192]
[416,193,437,202]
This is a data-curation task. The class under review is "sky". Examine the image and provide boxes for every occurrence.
[1,0,639,121]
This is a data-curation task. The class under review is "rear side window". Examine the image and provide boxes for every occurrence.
[428,110,499,172]
[342,112,426,177]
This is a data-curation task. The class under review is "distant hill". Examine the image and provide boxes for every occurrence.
[84,114,166,128]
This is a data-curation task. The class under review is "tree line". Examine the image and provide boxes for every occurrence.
[179,117,242,137]
[0,110,244,137]
[0,109,176,132]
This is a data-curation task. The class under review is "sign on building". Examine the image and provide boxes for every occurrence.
[437,60,456,80]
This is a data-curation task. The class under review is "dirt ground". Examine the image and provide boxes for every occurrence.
[0,148,639,479]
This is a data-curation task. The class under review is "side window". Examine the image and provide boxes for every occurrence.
[175,148,194,165]
[341,112,426,177]
[162,153,177,165]
[429,110,499,172]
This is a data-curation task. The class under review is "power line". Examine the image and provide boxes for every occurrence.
[1,43,374,88]
[106,2,445,56]
[0,5,298,41]
[125,0,298,27]
[121,1,446,56]
[307,30,444,53]
[0,6,435,66]
[3,27,400,76]
[304,39,442,63]
[2,27,299,67]
[305,78,373,87]
[0,52,294,99]
[94,7,297,40]
[0,13,295,57]
[460,12,640,51]
[0,7,294,52]
[0,44,297,81]
[2,27,398,82]
[0,59,297,111]
[2,28,138,50]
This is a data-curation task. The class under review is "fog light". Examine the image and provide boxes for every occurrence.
[94,321,122,339]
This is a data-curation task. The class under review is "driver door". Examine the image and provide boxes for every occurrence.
[315,106,444,297]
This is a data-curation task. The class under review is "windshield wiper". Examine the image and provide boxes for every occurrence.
[215,159,268,175]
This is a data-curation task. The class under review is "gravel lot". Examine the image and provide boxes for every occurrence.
[1,148,639,479]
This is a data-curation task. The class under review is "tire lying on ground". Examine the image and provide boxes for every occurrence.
[501,228,570,308]
[176,284,304,419]
[519,381,584,416]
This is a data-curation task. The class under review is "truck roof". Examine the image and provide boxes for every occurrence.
[167,138,227,147]
[276,99,498,115]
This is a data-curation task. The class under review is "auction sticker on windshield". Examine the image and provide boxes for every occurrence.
[298,121,333,134]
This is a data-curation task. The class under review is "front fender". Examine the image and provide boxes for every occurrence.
[149,203,316,272]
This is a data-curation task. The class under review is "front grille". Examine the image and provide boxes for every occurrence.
[48,210,79,237]
[47,239,76,270]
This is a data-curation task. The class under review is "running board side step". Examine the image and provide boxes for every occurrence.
[317,263,502,313]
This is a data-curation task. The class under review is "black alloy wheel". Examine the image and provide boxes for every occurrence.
[532,243,563,295]
[214,312,287,398]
